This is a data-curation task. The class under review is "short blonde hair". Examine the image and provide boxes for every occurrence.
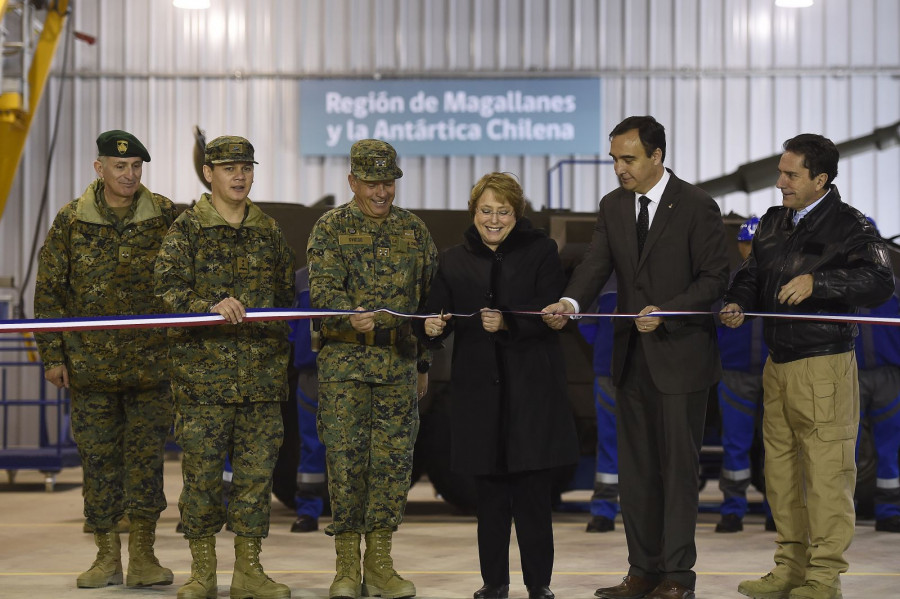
[468,172,525,218]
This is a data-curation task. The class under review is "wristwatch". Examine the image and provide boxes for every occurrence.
[416,359,431,374]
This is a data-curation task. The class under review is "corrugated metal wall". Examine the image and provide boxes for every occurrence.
[3,0,900,317]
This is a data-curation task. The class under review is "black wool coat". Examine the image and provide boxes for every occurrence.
[424,218,579,476]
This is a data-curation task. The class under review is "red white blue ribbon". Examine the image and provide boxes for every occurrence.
[2,308,898,334]
[0,308,432,334]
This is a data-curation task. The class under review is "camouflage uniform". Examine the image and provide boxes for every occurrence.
[33,178,176,531]
[308,193,438,536]
[155,192,295,538]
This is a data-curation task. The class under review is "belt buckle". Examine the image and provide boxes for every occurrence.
[369,328,395,346]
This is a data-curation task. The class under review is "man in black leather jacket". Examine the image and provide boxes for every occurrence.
[721,133,894,599]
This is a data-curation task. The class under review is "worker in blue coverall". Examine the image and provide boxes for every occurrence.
[578,278,620,533]
[288,265,328,533]
[856,218,900,533]
[715,216,773,533]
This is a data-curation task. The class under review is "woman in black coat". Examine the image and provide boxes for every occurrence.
[421,172,579,599]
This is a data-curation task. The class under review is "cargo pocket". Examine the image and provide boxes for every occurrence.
[815,424,857,473]
[813,381,836,423]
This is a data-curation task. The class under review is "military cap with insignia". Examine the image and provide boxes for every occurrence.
[350,138,403,181]
[96,129,151,162]
[204,135,259,165]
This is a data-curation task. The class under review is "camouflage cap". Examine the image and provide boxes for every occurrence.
[350,139,403,181]
[96,130,151,162]
[204,136,258,165]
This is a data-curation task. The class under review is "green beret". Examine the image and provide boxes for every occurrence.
[205,136,258,165]
[350,138,403,182]
[96,130,151,162]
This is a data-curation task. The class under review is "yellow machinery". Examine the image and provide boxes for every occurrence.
[0,0,70,222]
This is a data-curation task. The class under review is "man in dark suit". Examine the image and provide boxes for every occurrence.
[543,115,729,599]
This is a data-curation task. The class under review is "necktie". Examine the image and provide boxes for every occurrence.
[637,195,650,255]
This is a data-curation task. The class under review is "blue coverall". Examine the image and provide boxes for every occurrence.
[716,313,769,519]
[288,267,327,520]
[856,287,900,522]
[577,283,619,521]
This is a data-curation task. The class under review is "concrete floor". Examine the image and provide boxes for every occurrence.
[1,461,897,599]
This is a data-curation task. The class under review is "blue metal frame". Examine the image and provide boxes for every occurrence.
[0,335,80,475]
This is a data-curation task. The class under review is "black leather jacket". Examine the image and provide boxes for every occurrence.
[725,187,894,364]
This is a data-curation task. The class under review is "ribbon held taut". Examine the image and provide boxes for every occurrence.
[3,307,900,335]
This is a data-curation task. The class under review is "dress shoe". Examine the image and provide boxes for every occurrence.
[875,515,900,532]
[646,580,695,599]
[474,583,509,599]
[715,513,743,533]
[765,517,777,532]
[595,575,658,599]
[527,585,554,599]
[290,514,319,533]
[586,515,615,532]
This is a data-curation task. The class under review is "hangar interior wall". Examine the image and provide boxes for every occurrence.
[1,0,899,330]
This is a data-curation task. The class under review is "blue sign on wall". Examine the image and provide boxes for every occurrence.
[299,78,601,157]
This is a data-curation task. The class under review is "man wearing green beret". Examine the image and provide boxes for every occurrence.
[34,130,176,589]
[308,139,438,599]
[155,135,295,599]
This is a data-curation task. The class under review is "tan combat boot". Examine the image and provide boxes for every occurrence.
[230,536,291,599]
[738,572,800,599]
[178,536,217,599]
[789,581,843,599]
[329,532,362,599]
[361,529,415,599]
[76,530,123,588]
[126,517,174,587]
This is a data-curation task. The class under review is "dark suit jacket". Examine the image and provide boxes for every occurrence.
[565,170,729,394]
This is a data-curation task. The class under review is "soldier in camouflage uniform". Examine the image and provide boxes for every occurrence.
[154,136,295,599]
[307,139,438,599]
[33,130,176,589]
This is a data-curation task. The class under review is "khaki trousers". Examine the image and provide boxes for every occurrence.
[762,351,858,590]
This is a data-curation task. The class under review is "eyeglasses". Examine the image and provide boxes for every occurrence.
[478,207,513,218]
